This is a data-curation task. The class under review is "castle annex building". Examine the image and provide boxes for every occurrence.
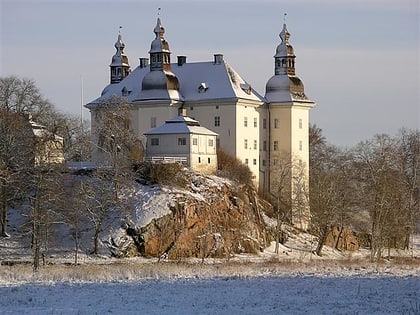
[86,16,315,229]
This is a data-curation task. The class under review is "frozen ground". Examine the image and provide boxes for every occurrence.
[0,274,418,315]
[0,234,419,315]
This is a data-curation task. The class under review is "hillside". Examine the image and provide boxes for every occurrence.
[0,168,418,268]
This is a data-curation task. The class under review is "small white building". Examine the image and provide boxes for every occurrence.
[29,118,65,166]
[144,113,218,175]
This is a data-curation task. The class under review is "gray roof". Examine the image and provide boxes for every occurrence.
[87,59,264,107]
[144,115,218,136]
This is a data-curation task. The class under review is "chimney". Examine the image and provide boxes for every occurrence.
[214,54,224,65]
[139,57,149,68]
[178,107,187,117]
[177,55,187,66]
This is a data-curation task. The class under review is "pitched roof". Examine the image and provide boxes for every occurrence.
[87,59,264,107]
[144,115,218,136]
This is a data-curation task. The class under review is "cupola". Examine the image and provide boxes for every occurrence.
[140,15,180,96]
[274,23,295,76]
[110,29,131,84]
[265,19,311,103]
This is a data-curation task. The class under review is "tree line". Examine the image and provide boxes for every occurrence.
[309,125,419,260]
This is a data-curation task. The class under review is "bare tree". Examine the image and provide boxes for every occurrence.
[0,110,34,237]
[94,97,143,200]
[308,125,355,255]
[396,129,420,250]
[0,76,65,239]
[28,164,64,271]
[353,134,408,261]
[309,146,344,255]
[80,170,116,255]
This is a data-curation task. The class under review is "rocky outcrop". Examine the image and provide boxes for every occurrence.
[106,174,272,259]
[325,226,359,251]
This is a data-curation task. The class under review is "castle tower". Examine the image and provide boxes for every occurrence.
[110,30,131,84]
[263,20,315,230]
[138,16,180,99]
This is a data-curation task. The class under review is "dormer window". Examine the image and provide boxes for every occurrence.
[121,87,129,96]
[198,82,208,93]
[240,83,252,95]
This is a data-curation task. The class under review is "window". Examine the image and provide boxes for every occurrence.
[244,139,248,149]
[274,118,279,128]
[244,117,248,127]
[273,159,278,166]
[299,118,303,129]
[216,105,219,109]
[214,116,220,127]
[263,118,267,129]
[151,117,156,128]
[193,138,198,145]
[198,157,201,163]
[208,139,214,147]
[274,141,278,151]
[198,83,208,93]
[245,159,249,165]
[262,160,266,166]
[178,138,187,145]
[208,158,211,164]
[253,140,257,150]
[253,159,257,165]
[299,140,303,151]
[254,117,257,128]
[151,138,159,146]
[263,140,267,151]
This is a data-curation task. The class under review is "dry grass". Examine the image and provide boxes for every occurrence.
[1,257,418,285]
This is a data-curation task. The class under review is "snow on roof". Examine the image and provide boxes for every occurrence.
[144,115,218,136]
[86,59,264,107]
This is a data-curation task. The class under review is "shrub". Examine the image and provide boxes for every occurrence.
[217,149,253,186]
[135,162,190,188]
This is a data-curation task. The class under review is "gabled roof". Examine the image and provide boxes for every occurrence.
[86,59,264,107]
[144,115,218,136]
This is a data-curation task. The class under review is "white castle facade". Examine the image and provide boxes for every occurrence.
[86,16,315,229]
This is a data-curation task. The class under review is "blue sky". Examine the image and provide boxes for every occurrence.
[1,0,419,146]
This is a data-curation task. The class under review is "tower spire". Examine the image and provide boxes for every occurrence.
[139,14,180,97]
[109,27,131,84]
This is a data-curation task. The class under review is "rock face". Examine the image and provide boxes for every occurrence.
[106,174,272,259]
[325,226,359,251]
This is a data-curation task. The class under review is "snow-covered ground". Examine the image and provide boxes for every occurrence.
[0,274,418,315]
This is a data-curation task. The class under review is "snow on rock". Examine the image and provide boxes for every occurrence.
[132,185,173,228]
[103,174,271,259]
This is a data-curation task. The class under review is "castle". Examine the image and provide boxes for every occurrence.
[86,15,315,229]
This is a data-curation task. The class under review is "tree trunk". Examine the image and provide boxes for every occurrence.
[275,211,281,254]
[315,225,330,256]
[33,215,41,272]
[333,224,344,250]
[93,224,100,255]
[74,229,79,265]
[1,181,8,237]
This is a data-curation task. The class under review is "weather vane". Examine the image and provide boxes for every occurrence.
[158,7,161,17]
[284,13,287,23]
[119,25,122,34]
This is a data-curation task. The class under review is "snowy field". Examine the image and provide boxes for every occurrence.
[0,274,419,315]
[1,236,419,315]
